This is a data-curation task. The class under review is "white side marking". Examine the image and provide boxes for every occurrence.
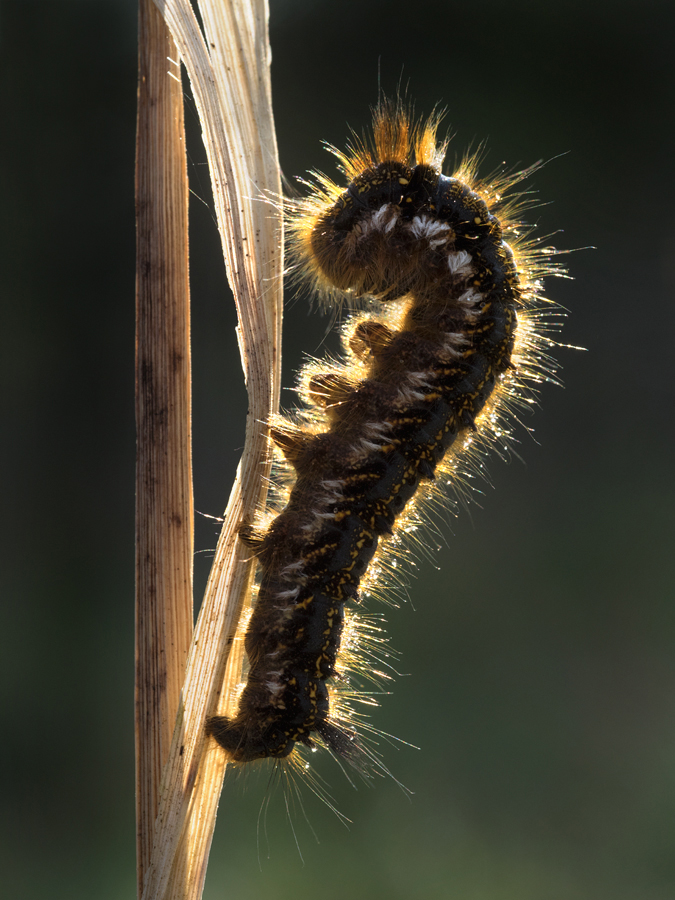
[447,250,473,275]
[409,215,451,241]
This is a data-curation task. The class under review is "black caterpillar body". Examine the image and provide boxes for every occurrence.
[207,106,559,768]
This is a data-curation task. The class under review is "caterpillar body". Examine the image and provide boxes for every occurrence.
[207,104,563,772]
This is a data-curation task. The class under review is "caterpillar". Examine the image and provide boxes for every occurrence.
[207,102,564,774]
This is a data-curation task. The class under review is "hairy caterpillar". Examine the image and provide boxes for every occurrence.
[207,103,563,775]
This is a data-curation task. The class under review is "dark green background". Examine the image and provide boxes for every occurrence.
[2,1,674,897]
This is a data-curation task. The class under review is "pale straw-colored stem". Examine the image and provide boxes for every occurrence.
[141,2,282,899]
[135,0,193,895]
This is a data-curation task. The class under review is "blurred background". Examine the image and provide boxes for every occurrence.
[2,1,675,897]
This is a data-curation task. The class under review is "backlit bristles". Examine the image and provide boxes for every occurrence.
[332,101,447,183]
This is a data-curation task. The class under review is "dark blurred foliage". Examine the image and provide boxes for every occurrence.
[1,1,674,897]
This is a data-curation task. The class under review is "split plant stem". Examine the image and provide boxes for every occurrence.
[137,2,282,899]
